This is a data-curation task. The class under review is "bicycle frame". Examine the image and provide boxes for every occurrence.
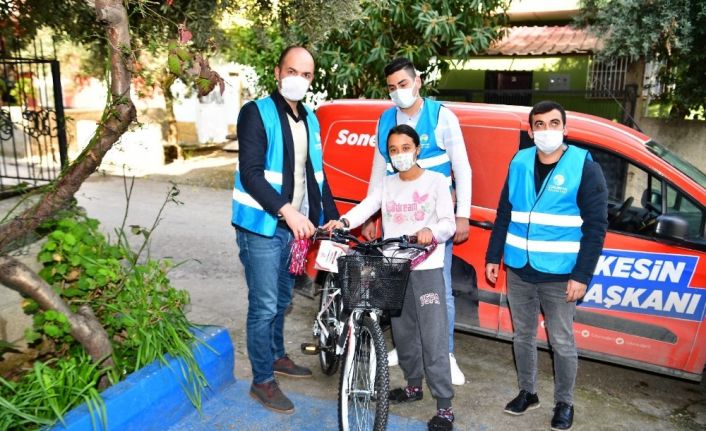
[316,287,381,360]
[341,310,379,371]
[310,229,433,356]
[303,229,436,430]
[315,285,343,345]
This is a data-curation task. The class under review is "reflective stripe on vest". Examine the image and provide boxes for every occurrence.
[503,145,589,274]
[231,96,325,236]
[377,99,452,178]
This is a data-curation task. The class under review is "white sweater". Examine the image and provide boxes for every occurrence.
[343,170,456,270]
[369,102,472,219]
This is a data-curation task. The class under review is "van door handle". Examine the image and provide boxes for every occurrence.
[470,220,494,230]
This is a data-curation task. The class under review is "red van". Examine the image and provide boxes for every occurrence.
[307,99,706,381]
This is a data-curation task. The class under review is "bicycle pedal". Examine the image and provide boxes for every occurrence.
[300,342,320,355]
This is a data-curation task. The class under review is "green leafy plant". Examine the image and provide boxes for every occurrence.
[3,183,207,429]
[224,0,509,98]
[577,0,706,119]
[0,353,106,430]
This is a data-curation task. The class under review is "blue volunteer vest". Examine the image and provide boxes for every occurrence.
[231,96,325,237]
[377,99,452,178]
[504,145,590,274]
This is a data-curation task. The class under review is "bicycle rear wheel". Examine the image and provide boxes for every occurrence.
[318,273,340,375]
[338,315,389,431]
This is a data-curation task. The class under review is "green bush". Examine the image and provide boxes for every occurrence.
[1,205,206,429]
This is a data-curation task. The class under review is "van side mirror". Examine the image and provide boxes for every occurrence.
[654,214,689,241]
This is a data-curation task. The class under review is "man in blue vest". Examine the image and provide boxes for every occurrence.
[362,57,472,386]
[485,101,608,430]
[232,46,339,414]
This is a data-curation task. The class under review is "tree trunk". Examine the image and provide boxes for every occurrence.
[161,73,179,147]
[0,256,114,388]
[0,0,135,389]
[0,0,136,252]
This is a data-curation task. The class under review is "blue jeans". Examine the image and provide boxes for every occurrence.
[443,238,455,353]
[236,225,294,384]
[506,269,577,405]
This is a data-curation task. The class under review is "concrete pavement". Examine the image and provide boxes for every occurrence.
[71,171,706,431]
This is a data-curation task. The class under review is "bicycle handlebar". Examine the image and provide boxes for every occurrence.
[312,228,429,251]
[312,227,359,244]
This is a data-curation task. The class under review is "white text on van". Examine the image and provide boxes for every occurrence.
[335,129,377,147]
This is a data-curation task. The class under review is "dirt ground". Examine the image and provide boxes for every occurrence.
[143,148,238,190]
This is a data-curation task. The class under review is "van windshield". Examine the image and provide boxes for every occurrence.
[645,140,706,188]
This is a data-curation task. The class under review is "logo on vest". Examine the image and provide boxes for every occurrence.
[547,174,567,194]
[420,133,430,149]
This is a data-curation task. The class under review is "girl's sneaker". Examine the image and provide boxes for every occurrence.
[389,385,423,403]
[428,407,454,430]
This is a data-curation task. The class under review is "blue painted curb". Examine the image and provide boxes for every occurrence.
[51,325,235,431]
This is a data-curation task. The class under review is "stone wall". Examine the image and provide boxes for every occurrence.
[64,107,226,150]
[638,117,706,174]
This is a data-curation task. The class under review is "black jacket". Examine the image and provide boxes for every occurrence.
[235,91,339,227]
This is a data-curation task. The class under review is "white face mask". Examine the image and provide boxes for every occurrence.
[533,130,565,154]
[390,152,417,172]
[279,75,310,102]
[389,85,418,109]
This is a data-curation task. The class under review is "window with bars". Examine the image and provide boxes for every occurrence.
[586,56,628,98]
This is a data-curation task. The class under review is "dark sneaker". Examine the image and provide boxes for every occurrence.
[551,402,574,431]
[389,386,423,404]
[504,390,540,415]
[249,381,294,414]
[273,354,312,378]
[428,415,453,431]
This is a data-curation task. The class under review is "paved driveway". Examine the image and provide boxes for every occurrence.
[74,167,706,430]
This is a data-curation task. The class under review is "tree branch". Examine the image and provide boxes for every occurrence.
[0,0,136,253]
[0,256,114,387]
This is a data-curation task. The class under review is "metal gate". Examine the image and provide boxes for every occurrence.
[1,40,67,197]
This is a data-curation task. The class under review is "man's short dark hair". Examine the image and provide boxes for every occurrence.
[277,45,314,68]
[529,100,566,127]
[384,57,417,78]
[387,124,420,148]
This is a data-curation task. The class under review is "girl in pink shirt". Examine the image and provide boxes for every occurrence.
[324,124,456,430]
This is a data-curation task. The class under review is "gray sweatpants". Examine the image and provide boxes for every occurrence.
[391,268,454,407]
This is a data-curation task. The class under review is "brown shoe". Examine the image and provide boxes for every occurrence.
[274,354,312,378]
[250,380,294,414]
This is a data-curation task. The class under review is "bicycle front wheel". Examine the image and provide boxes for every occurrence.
[318,272,341,375]
[338,315,389,431]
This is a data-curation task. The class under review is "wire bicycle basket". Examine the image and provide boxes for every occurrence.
[336,254,411,312]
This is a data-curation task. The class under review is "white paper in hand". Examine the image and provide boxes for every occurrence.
[314,240,349,273]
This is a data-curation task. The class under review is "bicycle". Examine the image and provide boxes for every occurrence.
[301,228,435,431]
